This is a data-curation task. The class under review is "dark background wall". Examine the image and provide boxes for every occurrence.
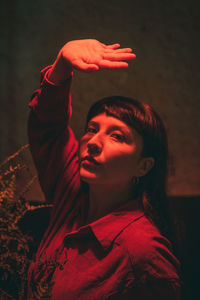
[0,0,199,299]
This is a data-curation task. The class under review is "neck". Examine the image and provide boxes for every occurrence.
[86,181,136,224]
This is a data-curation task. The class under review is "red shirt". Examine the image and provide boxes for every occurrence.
[27,66,181,299]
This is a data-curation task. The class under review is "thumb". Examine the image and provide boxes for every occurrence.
[86,64,99,72]
[74,60,99,72]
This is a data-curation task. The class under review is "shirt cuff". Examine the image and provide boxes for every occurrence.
[41,65,73,87]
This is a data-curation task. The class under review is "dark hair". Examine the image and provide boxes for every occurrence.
[86,96,172,239]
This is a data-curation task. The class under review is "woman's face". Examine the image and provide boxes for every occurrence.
[79,113,149,186]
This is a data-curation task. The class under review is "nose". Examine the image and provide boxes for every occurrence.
[87,138,102,156]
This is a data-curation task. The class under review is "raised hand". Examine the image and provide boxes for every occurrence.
[60,39,136,71]
[48,39,136,83]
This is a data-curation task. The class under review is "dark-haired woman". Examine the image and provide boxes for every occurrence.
[27,39,181,299]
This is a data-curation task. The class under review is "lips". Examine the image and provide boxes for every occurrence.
[81,156,101,165]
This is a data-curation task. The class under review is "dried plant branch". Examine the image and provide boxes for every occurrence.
[0,145,51,299]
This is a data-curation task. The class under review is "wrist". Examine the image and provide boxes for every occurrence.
[48,53,73,85]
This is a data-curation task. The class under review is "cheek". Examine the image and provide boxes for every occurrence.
[104,146,139,172]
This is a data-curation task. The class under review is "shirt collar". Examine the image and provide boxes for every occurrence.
[64,199,144,252]
[90,199,144,252]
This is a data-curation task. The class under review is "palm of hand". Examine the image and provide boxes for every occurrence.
[61,39,136,71]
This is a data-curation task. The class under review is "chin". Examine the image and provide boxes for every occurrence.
[79,168,99,183]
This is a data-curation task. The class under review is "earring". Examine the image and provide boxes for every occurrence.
[132,177,139,185]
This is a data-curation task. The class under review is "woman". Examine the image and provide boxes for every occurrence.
[27,39,181,299]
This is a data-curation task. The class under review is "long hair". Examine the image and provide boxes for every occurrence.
[85,96,172,240]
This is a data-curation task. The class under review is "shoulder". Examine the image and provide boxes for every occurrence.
[116,215,181,281]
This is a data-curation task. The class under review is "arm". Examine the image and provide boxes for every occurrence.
[28,66,77,204]
[28,39,136,204]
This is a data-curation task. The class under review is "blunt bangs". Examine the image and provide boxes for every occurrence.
[87,96,146,132]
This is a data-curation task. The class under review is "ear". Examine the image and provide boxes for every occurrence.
[138,157,155,177]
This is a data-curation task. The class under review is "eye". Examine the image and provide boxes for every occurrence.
[86,126,97,134]
[111,133,125,142]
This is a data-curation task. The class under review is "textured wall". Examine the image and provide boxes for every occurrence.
[0,0,199,195]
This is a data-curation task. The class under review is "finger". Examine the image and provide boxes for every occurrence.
[106,43,121,49]
[115,48,134,53]
[105,48,133,53]
[103,53,136,61]
[99,60,129,69]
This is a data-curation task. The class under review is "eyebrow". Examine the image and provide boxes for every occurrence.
[87,121,98,127]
